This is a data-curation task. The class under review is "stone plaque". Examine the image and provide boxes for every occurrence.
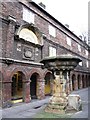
[24,50,32,58]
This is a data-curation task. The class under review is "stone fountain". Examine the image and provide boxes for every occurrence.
[41,54,82,114]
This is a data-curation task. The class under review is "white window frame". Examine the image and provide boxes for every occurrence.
[49,24,56,37]
[85,50,88,56]
[78,44,81,52]
[79,61,82,66]
[23,7,34,24]
[17,43,21,51]
[66,36,71,46]
[49,46,56,57]
[86,61,89,68]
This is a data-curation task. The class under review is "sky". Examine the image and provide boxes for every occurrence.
[32,0,89,37]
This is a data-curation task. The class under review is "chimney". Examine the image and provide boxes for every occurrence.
[39,2,46,9]
[65,24,69,28]
[79,35,82,40]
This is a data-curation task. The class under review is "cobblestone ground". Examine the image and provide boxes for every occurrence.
[1,87,89,119]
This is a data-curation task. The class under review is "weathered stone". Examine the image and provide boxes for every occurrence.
[67,94,82,111]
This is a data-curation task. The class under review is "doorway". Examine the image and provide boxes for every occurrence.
[44,72,53,95]
[30,73,37,99]
[11,72,23,100]
[72,74,76,90]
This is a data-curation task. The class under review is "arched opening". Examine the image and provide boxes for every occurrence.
[82,75,85,88]
[30,73,39,99]
[44,72,53,95]
[77,75,81,89]
[11,71,25,101]
[72,74,76,90]
[89,75,90,86]
[86,75,88,87]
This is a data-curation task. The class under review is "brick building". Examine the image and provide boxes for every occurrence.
[0,0,90,107]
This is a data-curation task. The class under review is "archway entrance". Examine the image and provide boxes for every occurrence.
[11,71,24,101]
[82,75,85,88]
[30,73,38,99]
[86,75,88,87]
[72,74,76,90]
[77,75,80,89]
[89,75,90,86]
[44,72,53,95]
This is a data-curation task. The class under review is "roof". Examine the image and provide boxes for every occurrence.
[30,1,87,44]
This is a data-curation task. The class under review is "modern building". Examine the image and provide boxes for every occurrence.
[0,0,90,107]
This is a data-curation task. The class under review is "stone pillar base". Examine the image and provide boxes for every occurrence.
[45,96,68,114]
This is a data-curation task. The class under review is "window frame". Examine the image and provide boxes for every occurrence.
[23,7,34,24]
[49,24,56,37]
[49,46,56,57]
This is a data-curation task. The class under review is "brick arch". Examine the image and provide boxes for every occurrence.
[88,75,90,86]
[82,75,85,88]
[29,68,43,80]
[0,68,6,81]
[5,66,28,82]
[43,70,52,78]
[86,75,88,87]
[77,74,81,89]
[72,74,76,90]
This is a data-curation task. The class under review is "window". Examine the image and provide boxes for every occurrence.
[19,28,38,44]
[78,44,81,52]
[23,7,34,24]
[86,61,89,68]
[66,37,71,46]
[49,46,56,57]
[17,43,21,51]
[85,50,88,56]
[79,62,82,66]
[49,25,56,37]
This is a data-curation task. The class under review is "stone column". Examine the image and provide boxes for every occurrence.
[69,74,73,92]
[75,76,78,90]
[2,81,12,108]
[37,78,45,99]
[66,71,70,95]
[23,80,30,103]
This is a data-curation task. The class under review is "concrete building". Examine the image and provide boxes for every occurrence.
[0,0,90,107]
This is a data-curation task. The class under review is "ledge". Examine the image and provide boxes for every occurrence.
[0,57,43,66]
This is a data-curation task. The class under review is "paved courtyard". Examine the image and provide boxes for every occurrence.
[1,87,89,119]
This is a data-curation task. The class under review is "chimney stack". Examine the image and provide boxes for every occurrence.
[39,2,46,9]
[79,35,82,40]
[65,24,69,28]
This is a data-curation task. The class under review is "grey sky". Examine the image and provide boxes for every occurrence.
[33,0,89,37]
